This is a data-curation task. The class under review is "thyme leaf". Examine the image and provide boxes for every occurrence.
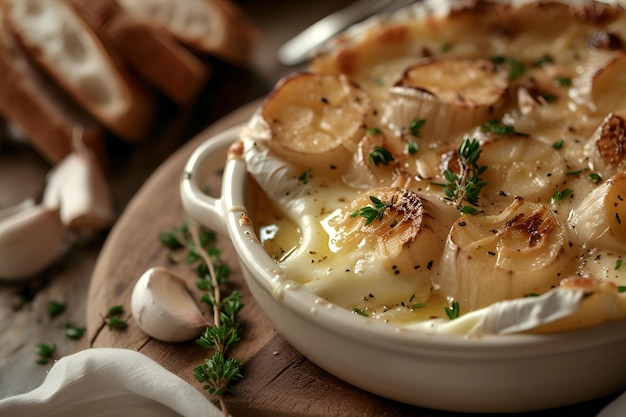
[445,301,460,320]
[298,167,312,184]
[369,146,394,166]
[351,196,392,225]
[481,119,529,137]
[551,188,572,203]
[409,118,426,138]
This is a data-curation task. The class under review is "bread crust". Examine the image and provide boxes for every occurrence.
[70,0,210,107]
[0,0,155,142]
[0,18,105,165]
[117,0,259,66]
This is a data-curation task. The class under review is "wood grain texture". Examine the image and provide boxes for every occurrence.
[86,101,619,417]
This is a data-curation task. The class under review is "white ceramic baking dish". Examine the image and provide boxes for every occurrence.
[180,126,626,413]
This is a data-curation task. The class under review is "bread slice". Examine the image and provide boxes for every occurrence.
[0,18,106,166]
[0,0,155,142]
[117,0,259,66]
[70,0,210,107]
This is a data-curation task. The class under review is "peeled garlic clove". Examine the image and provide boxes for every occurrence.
[436,198,573,312]
[383,59,508,140]
[584,113,626,179]
[42,132,113,235]
[569,172,626,252]
[479,135,567,203]
[131,266,209,342]
[286,187,457,311]
[0,202,65,281]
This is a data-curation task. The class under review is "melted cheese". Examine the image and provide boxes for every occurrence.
[245,0,626,329]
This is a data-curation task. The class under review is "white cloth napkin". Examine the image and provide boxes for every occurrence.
[597,390,626,417]
[0,348,223,417]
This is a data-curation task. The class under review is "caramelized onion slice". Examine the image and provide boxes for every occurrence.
[585,113,626,178]
[383,59,508,140]
[479,136,567,203]
[255,72,369,175]
[437,198,573,312]
[569,172,626,251]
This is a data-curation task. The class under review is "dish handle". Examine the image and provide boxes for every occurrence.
[180,126,241,235]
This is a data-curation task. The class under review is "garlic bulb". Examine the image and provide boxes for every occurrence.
[131,266,209,342]
[436,198,573,312]
[0,200,65,281]
[383,59,508,140]
[284,187,458,311]
[245,72,369,177]
[569,172,626,252]
[42,130,113,235]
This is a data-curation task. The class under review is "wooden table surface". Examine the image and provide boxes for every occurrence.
[0,1,623,416]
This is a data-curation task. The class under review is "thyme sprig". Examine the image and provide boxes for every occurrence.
[162,219,243,417]
[437,138,488,214]
[351,196,393,225]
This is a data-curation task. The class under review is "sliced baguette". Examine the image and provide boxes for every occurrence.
[0,17,105,166]
[0,0,155,142]
[70,0,210,107]
[117,0,259,66]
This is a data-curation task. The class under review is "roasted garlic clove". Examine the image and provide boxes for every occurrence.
[287,187,458,311]
[584,113,626,178]
[248,72,369,177]
[383,59,508,140]
[131,266,209,342]
[437,198,573,312]
[569,172,626,252]
[0,201,65,281]
[42,131,114,236]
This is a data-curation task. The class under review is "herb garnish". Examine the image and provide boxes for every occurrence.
[481,119,529,137]
[367,127,382,135]
[35,343,56,365]
[532,55,554,67]
[491,56,525,80]
[161,219,243,416]
[445,301,460,320]
[352,308,368,317]
[619,286,626,293]
[555,76,572,87]
[551,188,572,203]
[616,259,623,270]
[437,138,488,214]
[588,173,602,184]
[298,167,312,184]
[406,141,419,155]
[104,305,128,331]
[64,322,86,340]
[552,139,564,150]
[369,146,394,166]
[409,118,426,138]
[441,42,453,53]
[351,196,393,225]
[47,301,66,318]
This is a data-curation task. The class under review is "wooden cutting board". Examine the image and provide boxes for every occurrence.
[86,100,616,417]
